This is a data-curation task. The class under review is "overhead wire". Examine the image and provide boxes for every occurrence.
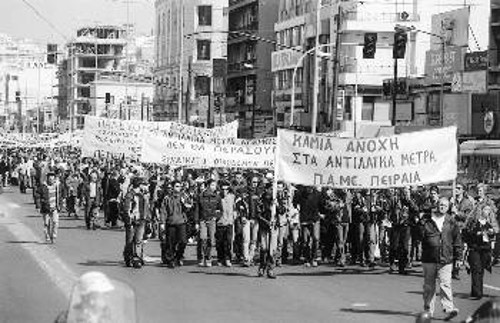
[20,0,69,41]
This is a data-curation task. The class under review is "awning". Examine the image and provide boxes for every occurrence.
[460,140,500,156]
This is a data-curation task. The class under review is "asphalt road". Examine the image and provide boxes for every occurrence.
[1,186,499,323]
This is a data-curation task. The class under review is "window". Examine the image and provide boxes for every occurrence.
[195,76,210,96]
[197,40,211,60]
[198,6,212,26]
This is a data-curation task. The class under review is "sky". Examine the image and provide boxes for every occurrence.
[0,0,155,44]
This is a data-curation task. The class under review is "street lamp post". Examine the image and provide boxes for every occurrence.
[397,25,446,126]
[289,43,334,128]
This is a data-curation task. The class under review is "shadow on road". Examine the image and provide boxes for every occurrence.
[59,226,88,230]
[79,260,124,267]
[25,215,42,218]
[5,240,46,245]
[340,307,418,318]
[279,267,389,277]
[187,270,256,278]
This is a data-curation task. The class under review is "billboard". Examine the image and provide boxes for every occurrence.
[430,8,470,50]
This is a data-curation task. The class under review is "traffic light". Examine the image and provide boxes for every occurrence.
[363,33,377,59]
[382,80,392,98]
[15,91,21,102]
[393,30,408,59]
[47,44,57,64]
[105,92,111,104]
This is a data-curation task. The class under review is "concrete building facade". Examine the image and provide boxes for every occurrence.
[89,77,154,120]
[154,0,228,125]
[226,0,279,138]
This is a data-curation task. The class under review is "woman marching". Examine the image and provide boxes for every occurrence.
[463,203,499,300]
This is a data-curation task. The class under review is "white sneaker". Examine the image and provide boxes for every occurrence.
[205,261,212,267]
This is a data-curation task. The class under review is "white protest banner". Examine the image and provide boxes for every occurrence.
[81,116,239,158]
[276,127,457,188]
[141,135,275,169]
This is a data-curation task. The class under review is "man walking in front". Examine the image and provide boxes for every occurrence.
[419,197,462,320]
[39,172,61,243]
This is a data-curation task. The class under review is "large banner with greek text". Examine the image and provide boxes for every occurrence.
[141,135,275,169]
[81,116,239,158]
[277,127,457,188]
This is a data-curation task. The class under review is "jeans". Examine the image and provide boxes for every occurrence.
[275,224,288,264]
[43,210,59,241]
[242,219,259,263]
[66,195,77,215]
[216,225,233,262]
[468,248,491,298]
[259,225,278,270]
[199,218,216,261]
[321,221,335,260]
[352,222,376,264]
[423,263,455,315]
[378,223,390,263]
[334,223,349,264]
[85,198,99,229]
[288,223,301,262]
[302,221,320,263]
[390,225,411,270]
[124,218,146,261]
[165,224,187,263]
[107,200,120,226]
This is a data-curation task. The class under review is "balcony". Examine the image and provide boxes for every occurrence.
[229,0,257,11]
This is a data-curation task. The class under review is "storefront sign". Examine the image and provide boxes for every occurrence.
[424,46,465,85]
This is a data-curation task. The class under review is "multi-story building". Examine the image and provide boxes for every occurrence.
[272,0,420,136]
[154,0,228,126]
[0,33,59,132]
[226,0,279,138]
[60,25,128,130]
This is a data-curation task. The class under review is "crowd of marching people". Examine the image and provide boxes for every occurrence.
[1,149,500,295]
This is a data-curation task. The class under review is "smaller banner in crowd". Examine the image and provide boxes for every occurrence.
[0,132,81,149]
[277,127,457,188]
[142,135,275,169]
[81,116,239,159]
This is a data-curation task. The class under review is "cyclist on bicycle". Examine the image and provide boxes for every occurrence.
[39,172,61,243]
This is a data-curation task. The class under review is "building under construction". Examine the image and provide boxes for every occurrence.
[59,25,128,129]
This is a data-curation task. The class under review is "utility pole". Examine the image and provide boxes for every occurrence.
[330,5,342,131]
[185,57,192,124]
[392,55,398,126]
[311,0,321,134]
[177,0,184,123]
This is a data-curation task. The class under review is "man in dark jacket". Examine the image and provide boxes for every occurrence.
[194,179,222,267]
[298,185,322,267]
[418,197,461,320]
[105,170,122,227]
[160,180,192,268]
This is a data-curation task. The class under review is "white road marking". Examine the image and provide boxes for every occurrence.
[7,202,20,209]
[351,303,369,307]
[0,203,77,299]
[484,284,500,292]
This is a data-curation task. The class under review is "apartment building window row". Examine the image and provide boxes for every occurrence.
[276,25,304,48]
[279,0,306,21]
[275,68,303,90]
